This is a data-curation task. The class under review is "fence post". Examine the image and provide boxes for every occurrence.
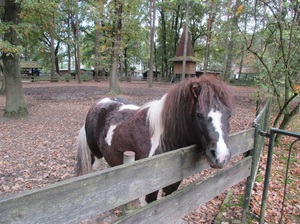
[123,151,135,164]
[121,151,140,214]
[242,99,271,223]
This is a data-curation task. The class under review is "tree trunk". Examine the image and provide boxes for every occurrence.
[148,0,156,87]
[67,12,71,76]
[159,7,168,80]
[3,0,28,117]
[50,30,56,80]
[55,41,60,75]
[76,0,81,84]
[181,0,189,80]
[204,0,214,72]
[223,0,242,83]
[94,21,100,81]
[0,76,5,95]
[124,48,130,82]
[109,0,122,94]
[223,34,234,82]
[275,102,300,144]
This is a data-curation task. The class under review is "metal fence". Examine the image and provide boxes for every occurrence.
[259,128,300,223]
[242,99,300,223]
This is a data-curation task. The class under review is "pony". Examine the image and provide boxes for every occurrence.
[76,75,232,203]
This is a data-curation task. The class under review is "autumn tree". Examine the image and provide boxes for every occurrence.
[223,0,243,82]
[243,0,300,143]
[109,0,122,94]
[1,0,28,117]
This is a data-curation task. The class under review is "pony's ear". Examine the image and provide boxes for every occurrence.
[191,83,200,98]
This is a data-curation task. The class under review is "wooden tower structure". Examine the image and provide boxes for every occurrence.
[169,25,200,81]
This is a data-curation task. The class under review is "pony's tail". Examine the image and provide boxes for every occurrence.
[76,126,92,176]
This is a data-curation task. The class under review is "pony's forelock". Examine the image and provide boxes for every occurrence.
[159,75,231,151]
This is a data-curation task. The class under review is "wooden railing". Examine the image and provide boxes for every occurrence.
[0,129,254,224]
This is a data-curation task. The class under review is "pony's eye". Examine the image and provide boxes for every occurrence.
[197,112,204,119]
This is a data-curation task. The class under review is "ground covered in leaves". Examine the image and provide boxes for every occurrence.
[0,80,299,223]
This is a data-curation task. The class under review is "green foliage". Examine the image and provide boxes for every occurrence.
[0,40,22,55]
[64,73,71,82]
[81,73,91,82]
[50,73,60,82]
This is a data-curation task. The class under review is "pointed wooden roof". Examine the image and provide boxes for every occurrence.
[169,24,201,62]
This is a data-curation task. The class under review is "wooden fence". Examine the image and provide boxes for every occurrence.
[0,128,255,224]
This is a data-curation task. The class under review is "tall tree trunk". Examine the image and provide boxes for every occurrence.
[204,0,214,72]
[55,41,60,75]
[173,4,182,56]
[94,0,103,82]
[124,48,130,82]
[109,0,122,94]
[0,76,5,95]
[67,11,71,76]
[148,0,156,87]
[3,0,28,117]
[159,7,168,79]
[181,0,189,80]
[223,0,242,82]
[223,33,234,82]
[76,0,81,84]
[94,21,100,81]
[50,22,56,80]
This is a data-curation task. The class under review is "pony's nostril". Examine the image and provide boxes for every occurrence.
[210,150,216,158]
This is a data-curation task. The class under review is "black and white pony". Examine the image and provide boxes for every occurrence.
[76,75,232,203]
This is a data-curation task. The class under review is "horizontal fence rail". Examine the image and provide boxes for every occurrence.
[0,129,254,224]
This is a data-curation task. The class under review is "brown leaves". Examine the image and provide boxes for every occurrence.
[294,83,300,93]
[0,82,299,223]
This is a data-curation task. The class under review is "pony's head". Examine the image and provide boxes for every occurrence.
[190,76,232,168]
[161,75,232,169]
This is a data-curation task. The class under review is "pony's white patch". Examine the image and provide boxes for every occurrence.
[97,97,113,105]
[105,124,117,146]
[119,104,140,111]
[208,109,229,163]
[143,94,167,157]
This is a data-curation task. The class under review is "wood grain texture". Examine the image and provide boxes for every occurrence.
[0,129,254,224]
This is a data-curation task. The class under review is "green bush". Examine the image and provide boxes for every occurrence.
[64,73,71,82]
[50,73,60,82]
[81,73,91,82]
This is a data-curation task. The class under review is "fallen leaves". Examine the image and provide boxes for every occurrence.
[0,82,298,223]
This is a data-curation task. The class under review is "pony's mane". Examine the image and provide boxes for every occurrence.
[159,75,231,152]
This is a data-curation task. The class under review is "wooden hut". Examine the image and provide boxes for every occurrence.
[169,25,201,82]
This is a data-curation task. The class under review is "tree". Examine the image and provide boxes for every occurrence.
[2,0,28,117]
[93,0,104,82]
[109,0,122,94]
[148,0,156,87]
[242,0,300,143]
[223,0,242,82]
[203,0,215,72]
[181,0,189,80]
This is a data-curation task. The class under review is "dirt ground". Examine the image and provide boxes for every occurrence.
[0,80,261,223]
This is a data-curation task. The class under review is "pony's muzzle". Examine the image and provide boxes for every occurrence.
[206,145,231,169]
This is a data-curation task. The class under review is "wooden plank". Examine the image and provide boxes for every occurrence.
[116,156,252,224]
[229,128,254,157]
[0,129,254,224]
